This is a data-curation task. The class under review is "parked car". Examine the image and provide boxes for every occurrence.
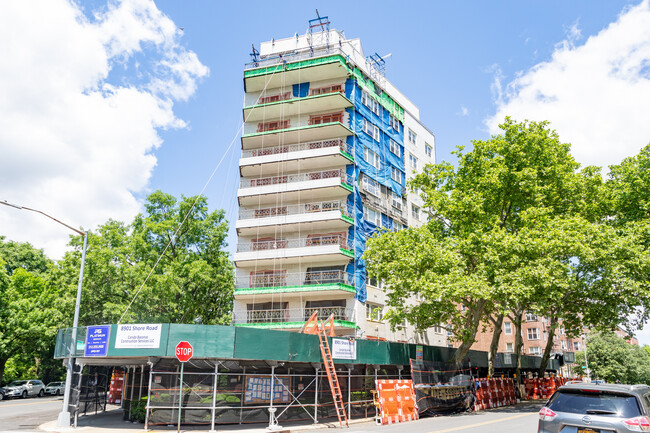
[0,386,6,400]
[538,382,650,433]
[44,381,65,396]
[4,380,45,399]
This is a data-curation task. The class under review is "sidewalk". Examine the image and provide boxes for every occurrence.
[39,408,374,433]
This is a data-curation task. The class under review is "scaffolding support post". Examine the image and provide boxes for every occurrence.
[129,366,136,420]
[209,362,218,433]
[313,367,319,423]
[239,366,246,424]
[177,362,184,433]
[348,367,352,420]
[267,365,281,430]
[144,365,153,429]
[138,365,144,401]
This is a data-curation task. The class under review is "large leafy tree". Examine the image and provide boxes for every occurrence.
[52,190,234,326]
[0,240,62,384]
[575,332,650,384]
[365,118,582,361]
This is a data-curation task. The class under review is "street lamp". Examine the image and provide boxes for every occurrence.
[0,200,88,427]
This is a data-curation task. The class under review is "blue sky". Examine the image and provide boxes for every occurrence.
[1,1,650,338]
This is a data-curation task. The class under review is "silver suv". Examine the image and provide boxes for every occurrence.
[538,382,650,432]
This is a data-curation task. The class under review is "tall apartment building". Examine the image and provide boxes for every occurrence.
[232,20,443,345]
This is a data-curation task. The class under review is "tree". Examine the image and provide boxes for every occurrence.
[366,118,586,368]
[575,332,650,384]
[0,250,62,384]
[51,190,234,326]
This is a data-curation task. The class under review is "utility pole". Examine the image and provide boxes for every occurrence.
[0,200,88,427]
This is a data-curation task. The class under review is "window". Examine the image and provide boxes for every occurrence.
[409,153,418,170]
[362,118,380,141]
[363,147,381,169]
[505,342,514,353]
[433,326,443,334]
[361,90,380,115]
[408,129,417,145]
[392,221,406,232]
[561,340,567,350]
[504,322,512,335]
[529,346,542,355]
[366,303,383,321]
[527,328,540,340]
[526,312,538,322]
[363,206,380,225]
[391,192,402,210]
[362,176,380,197]
[573,341,581,351]
[425,143,432,157]
[310,84,342,95]
[309,112,344,125]
[560,327,565,335]
[257,120,290,132]
[389,139,402,157]
[390,166,402,183]
[411,204,420,220]
[447,325,454,337]
[389,115,401,132]
[258,92,291,104]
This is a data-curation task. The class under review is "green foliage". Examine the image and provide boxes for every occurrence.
[608,143,650,224]
[129,397,148,423]
[52,190,234,325]
[574,332,650,384]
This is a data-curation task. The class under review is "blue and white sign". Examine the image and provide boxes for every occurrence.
[84,325,110,357]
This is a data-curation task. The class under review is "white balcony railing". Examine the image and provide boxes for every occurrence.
[241,138,351,158]
[239,169,352,189]
[234,306,354,324]
[236,234,351,253]
[245,46,347,70]
[236,269,353,289]
[238,200,352,221]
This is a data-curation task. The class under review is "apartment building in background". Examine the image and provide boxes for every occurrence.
[232,18,443,345]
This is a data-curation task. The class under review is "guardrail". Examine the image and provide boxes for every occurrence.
[238,200,352,220]
[241,138,351,158]
[237,234,351,253]
[236,269,353,288]
[233,306,354,324]
[239,169,352,189]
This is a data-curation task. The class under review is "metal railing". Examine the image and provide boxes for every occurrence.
[237,234,351,253]
[239,169,352,189]
[238,200,352,220]
[245,46,347,70]
[236,269,353,288]
[234,306,354,324]
[241,138,350,158]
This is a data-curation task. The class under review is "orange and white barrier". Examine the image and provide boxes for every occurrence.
[375,379,419,425]
[473,378,516,411]
[107,370,124,404]
[523,377,568,400]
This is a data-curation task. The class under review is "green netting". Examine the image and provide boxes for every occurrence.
[234,283,356,296]
[244,53,404,122]
[243,55,347,78]
[349,67,404,121]
[235,320,357,329]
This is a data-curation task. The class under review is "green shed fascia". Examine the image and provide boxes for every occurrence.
[235,282,356,296]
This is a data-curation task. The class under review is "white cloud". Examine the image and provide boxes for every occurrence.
[458,105,469,116]
[0,0,208,258]
[486,0,650,170]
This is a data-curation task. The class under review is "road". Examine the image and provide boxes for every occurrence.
[0,395,62,432]
[303,402,545,433]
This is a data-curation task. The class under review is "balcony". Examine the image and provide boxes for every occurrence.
[238,169,353,207]
[237,200,353,236]
[234,234,353,267]
[243,90,353,123]
[235,270,355,297]
[241,119,353,149]
[232,306,356,331]
[243,51,350,93]
[239,138,353,177]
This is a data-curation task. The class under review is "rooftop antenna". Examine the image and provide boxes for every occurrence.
[308,9,331,54]
[250,44,260,63]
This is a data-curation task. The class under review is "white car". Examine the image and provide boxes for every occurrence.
[44,381,65,396]
[5,380,45,398]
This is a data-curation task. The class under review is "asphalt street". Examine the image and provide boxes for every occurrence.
[0,395,62,432]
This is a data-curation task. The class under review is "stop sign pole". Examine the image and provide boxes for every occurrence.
[175,341,193,433]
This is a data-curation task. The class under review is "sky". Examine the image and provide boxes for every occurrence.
[1,1,650,340]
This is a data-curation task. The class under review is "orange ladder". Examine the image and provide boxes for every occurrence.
[302,312,349,427]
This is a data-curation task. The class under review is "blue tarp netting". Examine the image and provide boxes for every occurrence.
[342,78,405,303]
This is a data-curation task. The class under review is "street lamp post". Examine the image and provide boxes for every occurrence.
[1,200,88,427]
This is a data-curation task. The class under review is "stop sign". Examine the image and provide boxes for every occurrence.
[175,341,193,362]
